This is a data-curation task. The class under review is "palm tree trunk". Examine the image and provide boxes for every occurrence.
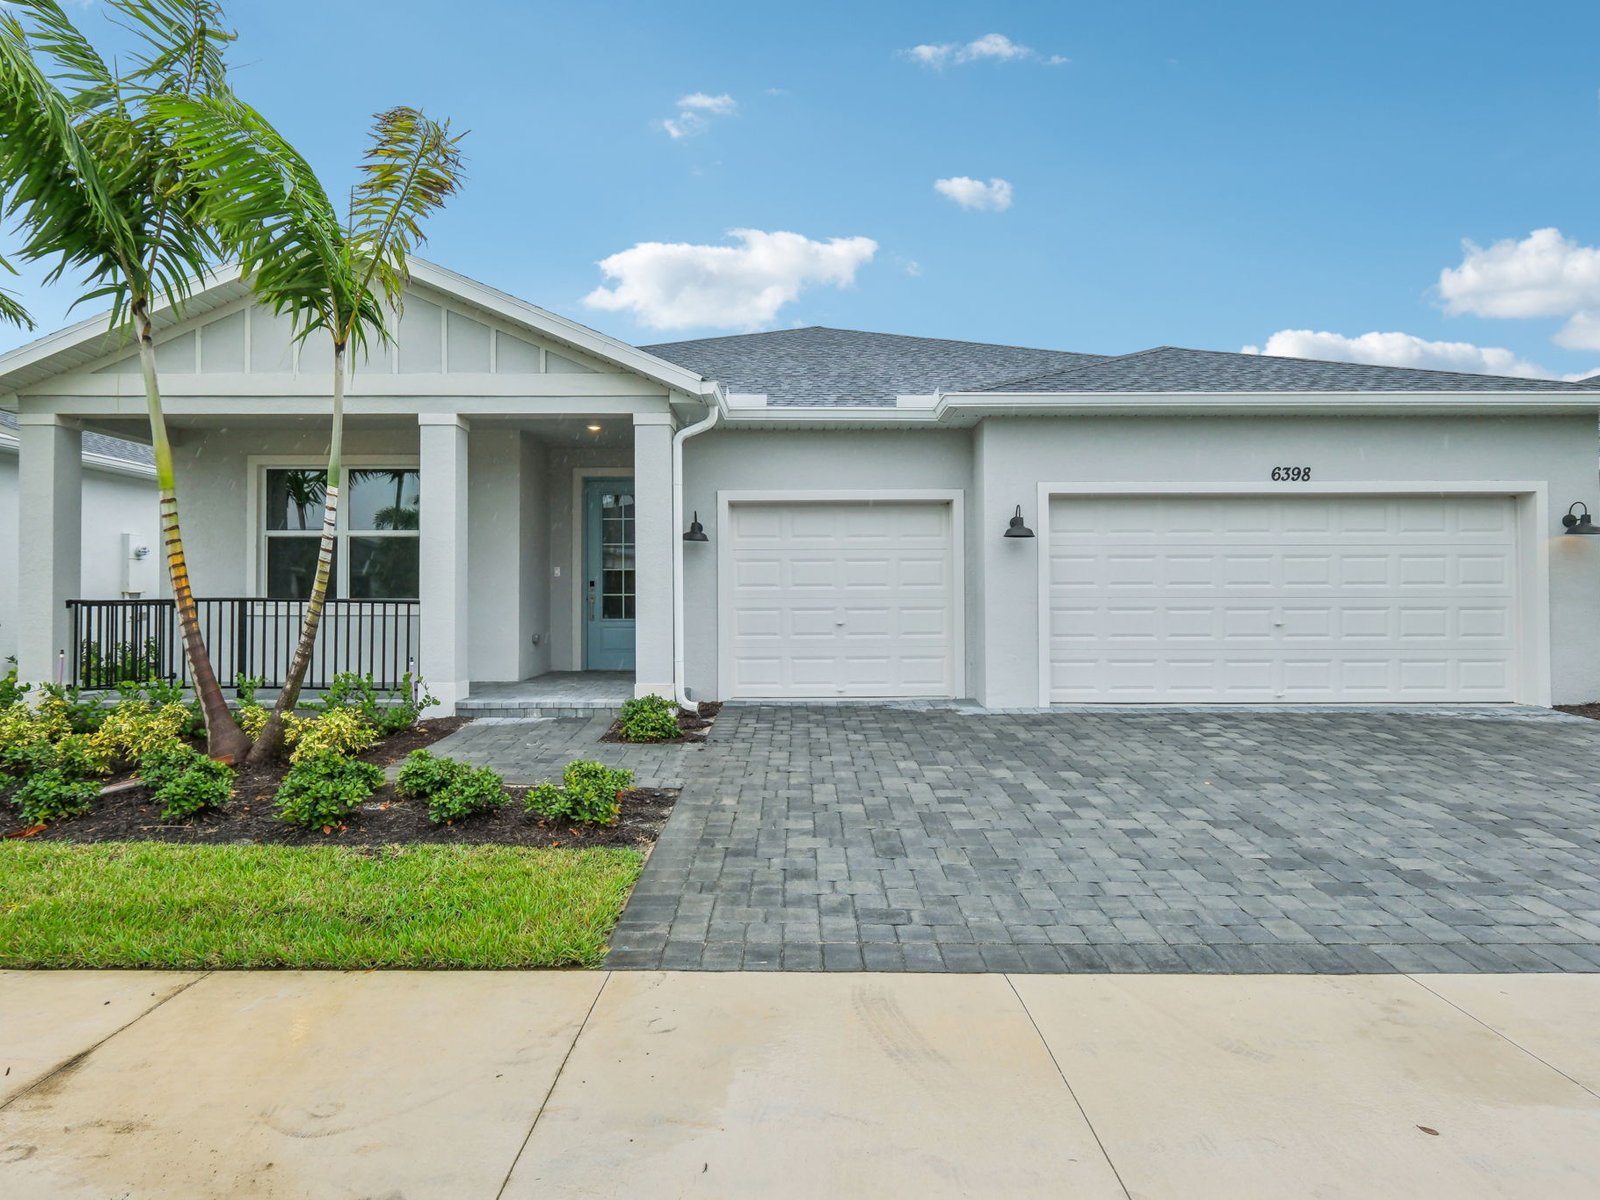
[135,301,251,763]
[249,341,344,764]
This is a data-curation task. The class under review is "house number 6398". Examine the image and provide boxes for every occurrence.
[1270,466,1312,482]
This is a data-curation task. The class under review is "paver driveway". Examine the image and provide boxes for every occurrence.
[433,705,1600,972]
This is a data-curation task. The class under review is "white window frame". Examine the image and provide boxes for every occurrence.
[247,454,422,600]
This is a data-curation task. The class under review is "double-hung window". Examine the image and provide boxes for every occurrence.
[262,467,420,600]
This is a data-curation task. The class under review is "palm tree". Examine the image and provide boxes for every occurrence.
[0,0,250,760]
[158,98,464,762]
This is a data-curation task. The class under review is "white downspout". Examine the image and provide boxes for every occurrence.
[672,393,721,713]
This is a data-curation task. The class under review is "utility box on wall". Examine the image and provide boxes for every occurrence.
[121,531,156,597]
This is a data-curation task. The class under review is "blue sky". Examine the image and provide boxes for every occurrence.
[5,0,1600,379]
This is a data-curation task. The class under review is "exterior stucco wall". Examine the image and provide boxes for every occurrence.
[680,427,976,700]
[0,453,158,665]
[971,413,1600,707]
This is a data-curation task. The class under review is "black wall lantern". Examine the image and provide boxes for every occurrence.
[683,511,709,542]
[1004,505,1035,539]
[1563,502,1600,535]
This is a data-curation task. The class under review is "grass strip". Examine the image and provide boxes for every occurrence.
[0,843,642,969]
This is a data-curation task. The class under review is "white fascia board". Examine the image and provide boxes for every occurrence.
[715,388,1600,427]
[948,390,1600,416]
[406,259,719,402]
[0,264,246,390]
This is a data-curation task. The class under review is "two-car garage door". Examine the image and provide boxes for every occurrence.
[1046,494,1521,703]
[724,500,957,698]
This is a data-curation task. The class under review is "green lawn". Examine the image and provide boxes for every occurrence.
[0,843,642,969]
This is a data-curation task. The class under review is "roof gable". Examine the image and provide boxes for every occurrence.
[0,258,714,399]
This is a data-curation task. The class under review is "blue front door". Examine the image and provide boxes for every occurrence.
[583,477,636,670]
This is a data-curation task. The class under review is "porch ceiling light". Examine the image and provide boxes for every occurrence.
[1563,502,1600,535]
[586,423,602,432]
[1004,504,1035,539]
[684,511,709,542]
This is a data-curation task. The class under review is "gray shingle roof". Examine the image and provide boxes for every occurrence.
[0,409,155,467]
[642,326,1105,406]
[980,345,1600,394]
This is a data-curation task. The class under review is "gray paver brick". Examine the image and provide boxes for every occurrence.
[439,705,1600,973]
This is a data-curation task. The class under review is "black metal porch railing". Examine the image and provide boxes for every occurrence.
[65,598,421,691]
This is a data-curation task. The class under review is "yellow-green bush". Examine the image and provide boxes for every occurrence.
[89,700,191,765]
[1,705,68,779]
[237,704,269,740]
[285,708,378,763]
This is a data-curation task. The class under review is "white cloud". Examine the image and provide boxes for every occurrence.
[1241,329,1556,379]
[582,229,878,330]
[1438,227,1600,350]
[659,92,736,139]
[905,33,1066,68]
[934,176,1014,212]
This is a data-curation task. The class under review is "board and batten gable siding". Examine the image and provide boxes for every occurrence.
[88,289,617,381]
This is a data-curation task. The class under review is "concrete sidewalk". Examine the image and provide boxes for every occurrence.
[2,971,1598,1198]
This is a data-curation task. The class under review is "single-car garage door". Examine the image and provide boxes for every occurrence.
[1047,494,1520,703]
[724,499,957,698]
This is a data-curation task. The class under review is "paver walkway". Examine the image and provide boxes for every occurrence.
[432,705,1600,973]
[5,970,1600,1198]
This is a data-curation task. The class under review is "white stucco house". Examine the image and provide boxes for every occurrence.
[3,259,1598,714]
[0,410,158,669]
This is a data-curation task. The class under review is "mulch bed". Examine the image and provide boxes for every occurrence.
[1556,704,1600,721]
[6,716,677,850]
[600,700,723,745]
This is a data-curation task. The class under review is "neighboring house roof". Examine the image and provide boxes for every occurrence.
[0,409,155,472]
[977,345,1600,395]
[643,326,1106,407]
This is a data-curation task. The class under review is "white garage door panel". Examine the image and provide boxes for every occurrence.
[1048,495,1519,703]
[726,501,956,698]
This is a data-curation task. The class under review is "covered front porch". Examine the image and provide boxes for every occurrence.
[29,407,681,714]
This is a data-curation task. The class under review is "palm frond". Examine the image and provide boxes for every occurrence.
[153,92,363,341]
[9,0,120,111]
[0,12,138,287]
[110,0,234,101]
[346,107,466,337]
[0,252,34,329]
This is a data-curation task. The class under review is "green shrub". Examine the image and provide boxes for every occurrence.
[617,694,680,742]
[426,765,506,825]
[524,759,633,826]
[396,750,506,825]
[139,744,234,821]
[395,749,459,798]
[0,660,28,708]
[9,768,99,825]
[274,751,383,830]
[309,671,437,737]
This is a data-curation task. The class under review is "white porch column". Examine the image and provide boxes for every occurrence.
[418,413,470,715]
[17,414,82,688]
[632,412,675,698]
